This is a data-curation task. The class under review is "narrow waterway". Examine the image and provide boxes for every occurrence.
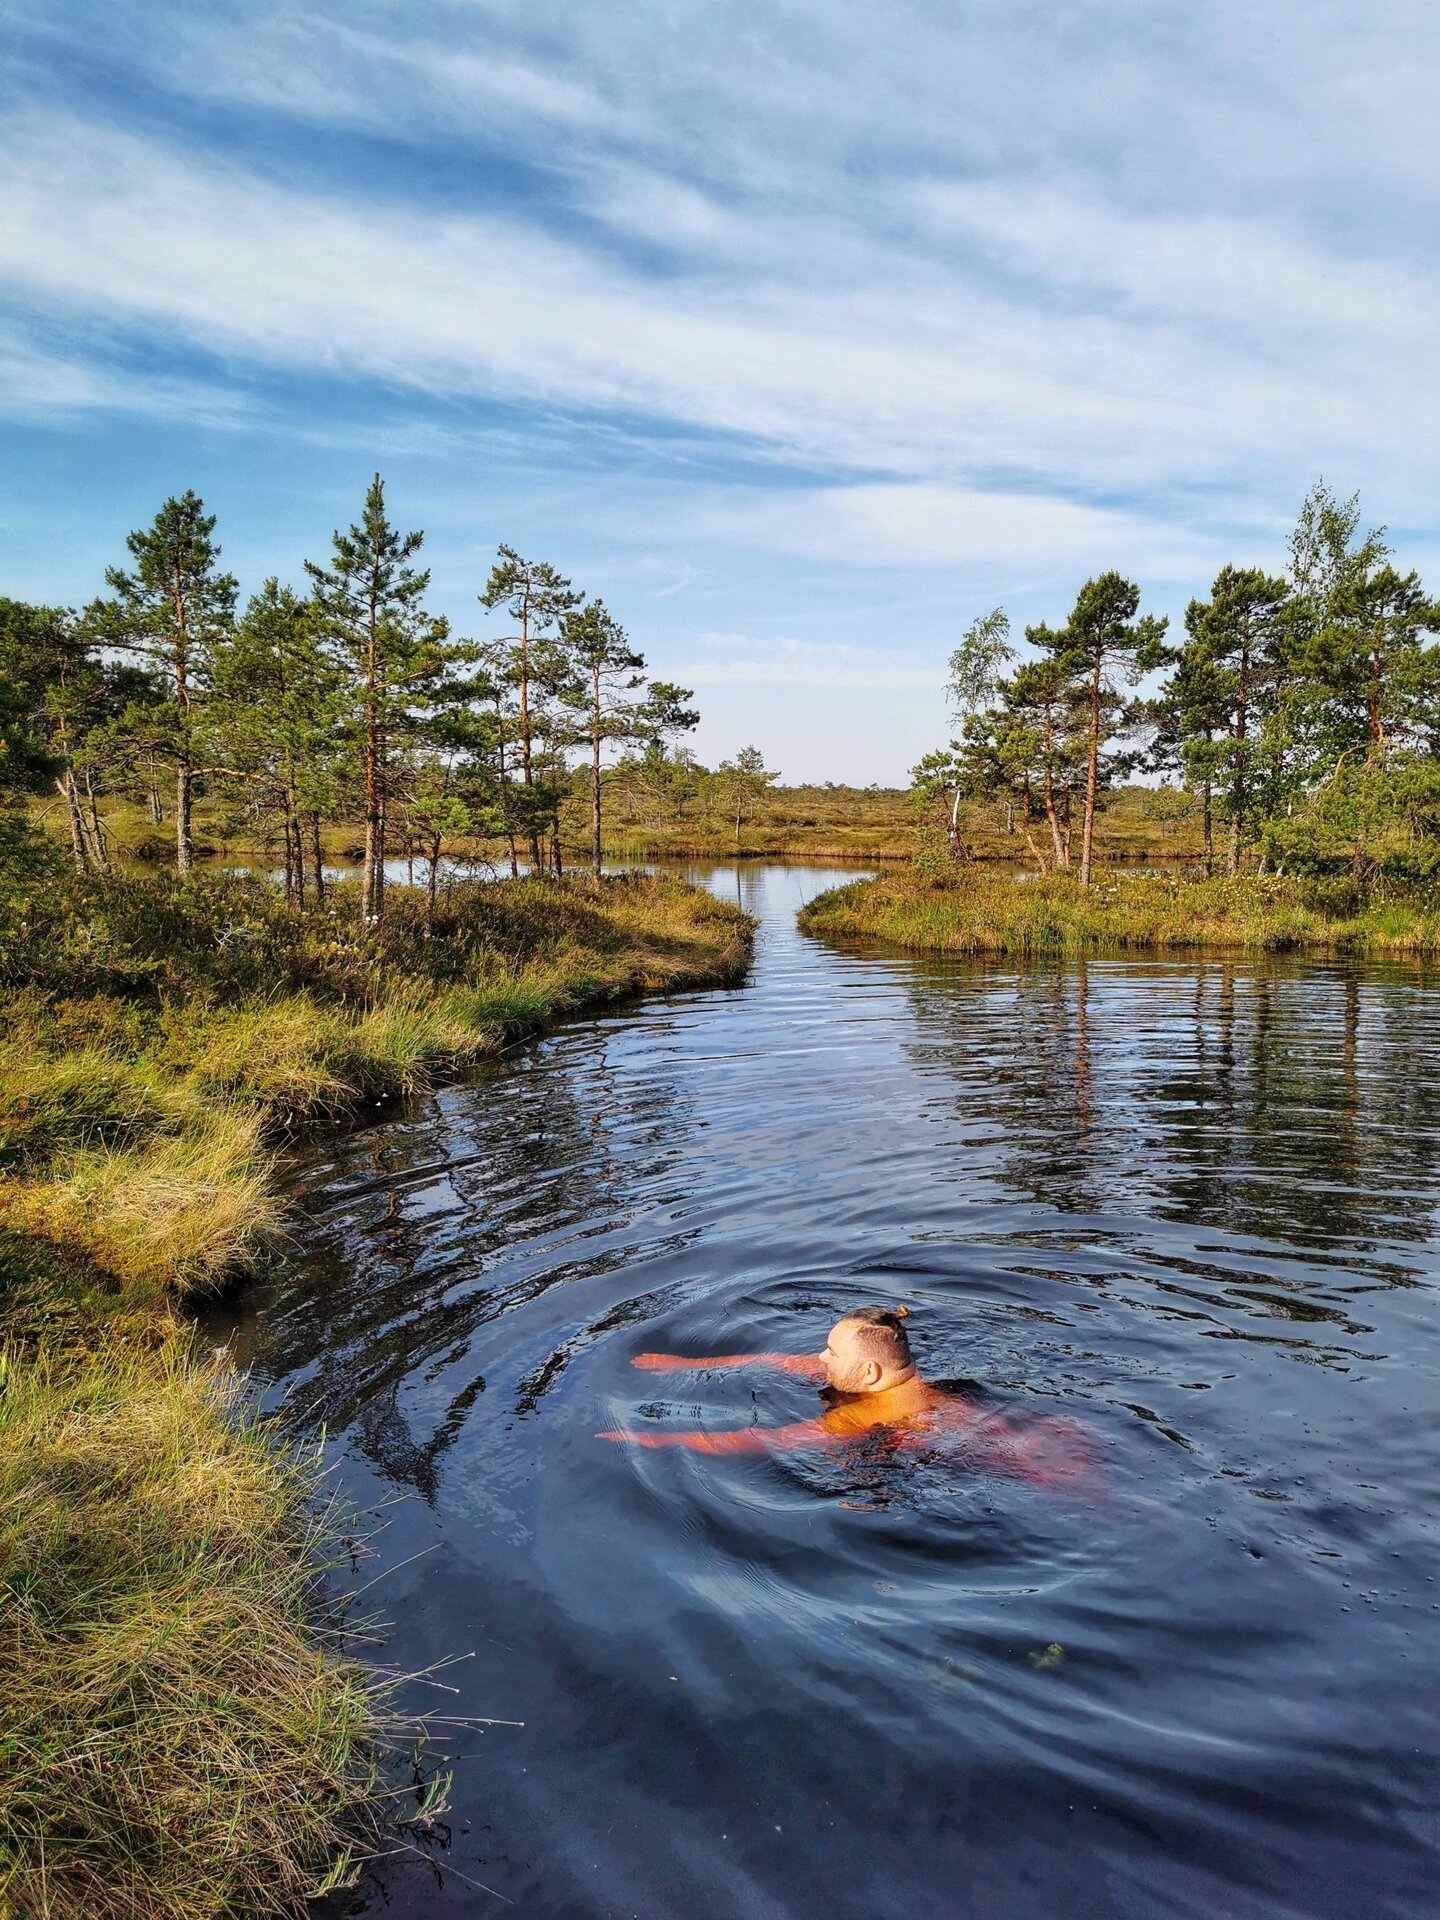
[206,863,1440,1920]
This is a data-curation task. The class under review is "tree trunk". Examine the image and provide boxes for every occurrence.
[281,810,296,908]
[494,706,520,877]
[148,782,163,826]
[1078,654,1101,885]
[311,818,326,905]
[83,770,110,874]
[948,790,969,861]
[519,598,541,870]
[591,676,603,882]
[58,774,89,873]
[425,833,442,935]
[1203,781,1213,877]
[1019,782,1047,870]
[1042,766,1066,869]
[1230,636,1248,879]
[176,760,193,874]
[362,702,383,923]
[171,564,194,876]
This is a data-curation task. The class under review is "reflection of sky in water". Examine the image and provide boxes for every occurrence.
[206,865,1440,1920]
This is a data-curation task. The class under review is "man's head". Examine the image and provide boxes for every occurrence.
[819,1306,915,1395]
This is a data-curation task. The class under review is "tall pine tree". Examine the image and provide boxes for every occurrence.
[306,476,449,923]
[91,492,237,874]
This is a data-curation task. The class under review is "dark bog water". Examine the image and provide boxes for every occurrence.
[205,864,1440,1920]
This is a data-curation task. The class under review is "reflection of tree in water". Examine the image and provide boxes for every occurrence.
[261,1032,701,1501]
[907,960,1108,1217]
[904,956,1440,1268]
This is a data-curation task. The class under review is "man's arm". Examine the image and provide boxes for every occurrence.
[596,1417,841,1454]
[631,1351,826,1378]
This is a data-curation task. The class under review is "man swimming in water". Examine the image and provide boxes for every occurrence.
[597,1306,1087,1487]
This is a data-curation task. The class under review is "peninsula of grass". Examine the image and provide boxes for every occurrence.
[797,867,1440,957]
[0,867,752,1919]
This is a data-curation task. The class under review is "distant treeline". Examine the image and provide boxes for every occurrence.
[0,476,740,922]
[914,483,1440,884]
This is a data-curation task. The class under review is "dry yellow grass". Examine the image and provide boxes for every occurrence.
[0,1114,277,1301]
[0,1344,394,1920]
[2,874,752,1298]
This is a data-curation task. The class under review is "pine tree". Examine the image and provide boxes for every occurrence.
[1178,566,1290,874]
[306,476,449,923]
[479,548,581,870]
[1053,575,1169,884]
[1005,645,1088,871]
[90,492,237,873]
[206,581,345,907]
[561,600,645,880]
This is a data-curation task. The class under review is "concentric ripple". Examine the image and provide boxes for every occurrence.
[205,864,1440,1920]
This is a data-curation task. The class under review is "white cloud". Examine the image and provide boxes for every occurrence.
[2,99,1438,541]
[0,316,257,427]
[709,485,1222,581]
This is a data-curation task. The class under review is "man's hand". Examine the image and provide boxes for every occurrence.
[630,1353,696,1372]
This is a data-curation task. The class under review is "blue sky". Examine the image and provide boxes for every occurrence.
[2,1,1438,782]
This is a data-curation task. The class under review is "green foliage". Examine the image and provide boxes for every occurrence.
[717,744,780,846]
[913,484,1440,887]
[87,492,238,876]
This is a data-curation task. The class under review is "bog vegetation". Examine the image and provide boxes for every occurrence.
[800,483,1440,959]
[912,484,1440,886]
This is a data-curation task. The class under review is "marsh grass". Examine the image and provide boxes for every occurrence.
[797,868,1440,956]
[2,871,752,1295]
[0,867,751,1915]
[0,1114,278,1299]
[0,1343,395,1920]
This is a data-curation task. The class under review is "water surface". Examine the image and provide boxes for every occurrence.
[207,863,1440,1920]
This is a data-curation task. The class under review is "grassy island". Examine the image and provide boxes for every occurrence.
[0,867,751,1918]
[797,868,1440,957]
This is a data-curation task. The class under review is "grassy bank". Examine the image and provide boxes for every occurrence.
[797,867,1440,956]
[0,871,752,1289]
[0,868,752,1917]
[0,1324,393,1920]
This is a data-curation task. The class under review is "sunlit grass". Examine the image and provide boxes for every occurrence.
[2,872,752,1293]
[0,1113,277,1301]
[0,1341,392,1920]
[798,868,1440,955]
